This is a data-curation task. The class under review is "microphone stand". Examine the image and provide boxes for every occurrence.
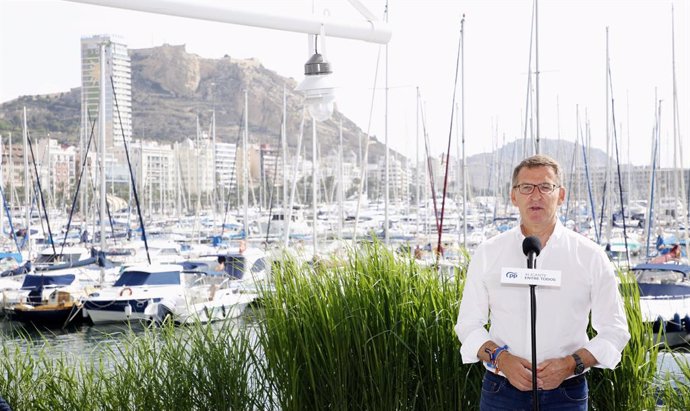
[528,254,539,411]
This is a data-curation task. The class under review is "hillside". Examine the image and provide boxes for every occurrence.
[0,44,384,160]
[0,44,614,178]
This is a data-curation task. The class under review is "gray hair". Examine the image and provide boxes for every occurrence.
[511,154,563,187]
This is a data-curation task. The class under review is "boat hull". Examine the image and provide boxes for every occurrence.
[6,303,84,328]
[148,291,257,325]
[84,298,158,324]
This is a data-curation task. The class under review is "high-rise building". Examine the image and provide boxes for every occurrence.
[81,34,132,148]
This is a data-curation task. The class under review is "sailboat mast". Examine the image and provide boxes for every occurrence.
[460,14,467,249]
[604,28,612,244]
[338,120,344,240]
[22,108,30,252]
[212,109,217,216]
[0,135,3,233]
[415,87,420,236]
[534,0,540,154]
[383,5,390,246]
[9,133,14,220]
[669,5,687,258]
[282,86,288,216]
[243,90,249,240]
[99,43,107,275]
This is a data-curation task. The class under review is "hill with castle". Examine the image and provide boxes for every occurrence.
[0,44,385,161]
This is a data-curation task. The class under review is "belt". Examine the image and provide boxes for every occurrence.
[488,372,586,389]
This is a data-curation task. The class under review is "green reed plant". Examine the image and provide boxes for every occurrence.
[656,349,690,410]
[3,248,689,410]
[98,321,261,410]
[258,241,482,410]
[588,270,663,410]
[0,321,260,411]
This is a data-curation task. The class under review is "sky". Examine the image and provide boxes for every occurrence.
[0,0,687,167]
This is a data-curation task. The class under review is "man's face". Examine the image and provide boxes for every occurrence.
[510,166,565,229]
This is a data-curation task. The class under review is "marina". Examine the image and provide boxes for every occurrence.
[0,0,689,409]
[1,245,690,410]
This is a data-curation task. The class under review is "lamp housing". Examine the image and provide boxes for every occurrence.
[296,52,335,122]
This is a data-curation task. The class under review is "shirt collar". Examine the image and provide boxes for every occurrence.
[513,218,564,249]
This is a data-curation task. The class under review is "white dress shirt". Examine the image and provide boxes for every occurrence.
[455,220,630,370]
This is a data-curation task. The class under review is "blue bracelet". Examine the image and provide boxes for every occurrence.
[486,345,509,369]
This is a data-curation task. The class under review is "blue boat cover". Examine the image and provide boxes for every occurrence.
[632,263,690,277]
[21,273,76,289]
[113,270,181,287]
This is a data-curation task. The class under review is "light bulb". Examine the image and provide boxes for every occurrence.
[307,97,335,122]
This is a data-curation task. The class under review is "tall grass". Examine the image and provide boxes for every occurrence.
[588,270,663,410]
[657,348,690,410]
[258,242,482,410]
[0,322,261,410]
[1,245,689,410]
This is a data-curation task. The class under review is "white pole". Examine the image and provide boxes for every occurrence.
[282,86,288,217]
[243,90,249,240]
[9,133,14,221]
[670,5,688,261]
[284,114,306,247]
[383,7,389,246]
[63,0,392,44]
[604,28,612,244]
[22,108,30,252]
[415,88,420,237]
[338,120,344,240]
[534,0,540,154]
[80,96,85,222]
[312,118,318,256]
[461,15,467,250]
[212,109,217,215]
[0,134,4,233]
[99,43,107,277]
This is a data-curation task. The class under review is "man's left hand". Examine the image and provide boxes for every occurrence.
[536,356,574,390]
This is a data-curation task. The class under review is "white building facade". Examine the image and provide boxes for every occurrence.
[81,34,132,149]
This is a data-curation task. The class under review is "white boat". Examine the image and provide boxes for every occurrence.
[83,263,196,324]
[145,247,270,324]
[634,263,690,347]
[144,278,258,324]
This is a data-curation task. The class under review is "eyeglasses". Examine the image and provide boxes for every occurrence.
[513,183,560,195]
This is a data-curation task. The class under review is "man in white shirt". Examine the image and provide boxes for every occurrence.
[455,154,629,410]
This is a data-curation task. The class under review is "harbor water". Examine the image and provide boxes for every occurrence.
[1,316,687,383]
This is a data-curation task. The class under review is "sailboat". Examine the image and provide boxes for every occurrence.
[3,270,93,327]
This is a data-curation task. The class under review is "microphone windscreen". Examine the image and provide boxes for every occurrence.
[522,236,542,257]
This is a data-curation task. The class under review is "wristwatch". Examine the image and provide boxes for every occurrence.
[571,353,585,375]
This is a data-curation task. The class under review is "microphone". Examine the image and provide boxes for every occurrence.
[522,235,542,411]
[522,236,542,269]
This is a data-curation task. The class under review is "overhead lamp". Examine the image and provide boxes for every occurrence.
[296,35,335,122]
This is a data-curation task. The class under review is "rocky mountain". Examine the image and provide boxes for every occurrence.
[0,44,384,160]
[463,138,611,192]
[0,44,613,179]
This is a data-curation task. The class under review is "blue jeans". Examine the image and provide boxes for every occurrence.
[479,371,588,410]
[0,395,11,411]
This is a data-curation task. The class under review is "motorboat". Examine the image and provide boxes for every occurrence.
[633,263,690,347]
[83,264,196,324]
[145,247,270,324]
